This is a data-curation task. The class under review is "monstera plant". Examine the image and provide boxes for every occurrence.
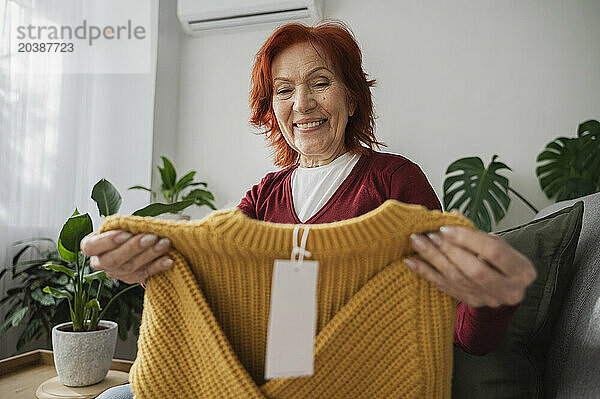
[443,118,599,231]
[443,155,538,232]
[536,120,600,201]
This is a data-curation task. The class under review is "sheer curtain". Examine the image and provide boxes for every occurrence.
[0,0,158,358]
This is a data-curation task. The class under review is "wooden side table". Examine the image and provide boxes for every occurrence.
[0,349,133,399]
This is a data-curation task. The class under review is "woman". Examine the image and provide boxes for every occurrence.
[88,21,535,398]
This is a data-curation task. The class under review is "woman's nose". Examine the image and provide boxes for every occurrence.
[292,85,316,113]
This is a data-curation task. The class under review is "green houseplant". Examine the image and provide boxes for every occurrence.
[42,179,140,331]
[0,238,68,350]
[0,237,143,352]
[443,119,599,231]
[536,119,600,201]
[0,180,145,352]
[40,179,141,386]
[129,156,216,217]
[442,155,538,232]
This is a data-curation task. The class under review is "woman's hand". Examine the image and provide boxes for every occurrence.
[80,230,173,284]
[405,226,537,308]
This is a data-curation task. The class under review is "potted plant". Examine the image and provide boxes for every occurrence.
[442,119,599,231]
[0,238,144,356]
[129,156,216,220]
[42,179,140,387]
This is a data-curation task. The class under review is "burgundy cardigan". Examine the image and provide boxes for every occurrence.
[238,150,517,355]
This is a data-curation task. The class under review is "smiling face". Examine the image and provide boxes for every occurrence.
[271,42,356,168]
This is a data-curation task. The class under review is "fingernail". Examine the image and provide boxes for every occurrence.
[410,234,427,251]
[154,238,170,252]
[162,258,173,268]
[114,232,132,244]
[439,226,456,235]
[427,232,443,246]
[405,258,417,270]
[140,234,158,247]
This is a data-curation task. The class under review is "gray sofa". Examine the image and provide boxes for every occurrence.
[536,192,600,398]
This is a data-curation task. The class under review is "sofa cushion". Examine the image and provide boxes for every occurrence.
[452,201,584,399]
[536,192,600,398]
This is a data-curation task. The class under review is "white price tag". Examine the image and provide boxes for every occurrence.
[264,226,318,380]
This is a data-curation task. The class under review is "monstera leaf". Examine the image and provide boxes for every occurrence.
[536,120,600,202]
[577,119,600,185]
[443,155,511,232]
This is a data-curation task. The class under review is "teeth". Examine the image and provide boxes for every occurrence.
[296,119,326,129]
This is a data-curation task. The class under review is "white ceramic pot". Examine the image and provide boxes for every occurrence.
[51,320,118,387]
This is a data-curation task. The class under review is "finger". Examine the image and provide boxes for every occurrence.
[81,230,130,256]
[409,234,465,283]
[405,257,500,308]
[119,238,171,275]
[92,233,159,273]
[428,232,531,305]
[439,226,529,276]
[426,232,504,291]
[121,256,174,285]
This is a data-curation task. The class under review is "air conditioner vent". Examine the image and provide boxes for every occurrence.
[178,0,322,34]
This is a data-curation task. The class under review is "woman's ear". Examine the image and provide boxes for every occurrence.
[348,96,357,117]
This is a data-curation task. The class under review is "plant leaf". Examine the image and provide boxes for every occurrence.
[43,263,74,278]
[57,238,77,263]
[86,298,101,312]
[59,213,93,254]
[442,155,512,232]
[84,270,109,283]
[577,119,600,186]
[183,189,216,210]
[132,199,194,217]
[159,156,177,189]
[536,135,598,201]
[91,179,122,217]
[1,306,29,330]
[173,171,196,193]
[187,182,207,187]
[183,189,215,202]
[51,273,70,286]
[30,288,56,306]
[577,119,600,137]
[128,185,153,193]
[42,286,73,301]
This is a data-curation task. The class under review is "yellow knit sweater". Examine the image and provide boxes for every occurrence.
[99,200,474,398]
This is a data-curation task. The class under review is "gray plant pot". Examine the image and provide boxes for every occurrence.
[51,320,118,387]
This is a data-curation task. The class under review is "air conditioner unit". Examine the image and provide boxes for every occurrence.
[177,0,323,34]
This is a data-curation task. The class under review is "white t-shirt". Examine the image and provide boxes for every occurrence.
[291,152,361,222]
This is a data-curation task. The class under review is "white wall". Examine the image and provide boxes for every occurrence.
[171,0,600,229]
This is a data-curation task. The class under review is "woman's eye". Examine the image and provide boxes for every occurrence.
[277,89,292,95]
[314,82,329,87]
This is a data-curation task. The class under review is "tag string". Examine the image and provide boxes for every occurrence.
[291,224,311,264]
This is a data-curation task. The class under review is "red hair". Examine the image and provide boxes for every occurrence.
[249,21,385,167]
